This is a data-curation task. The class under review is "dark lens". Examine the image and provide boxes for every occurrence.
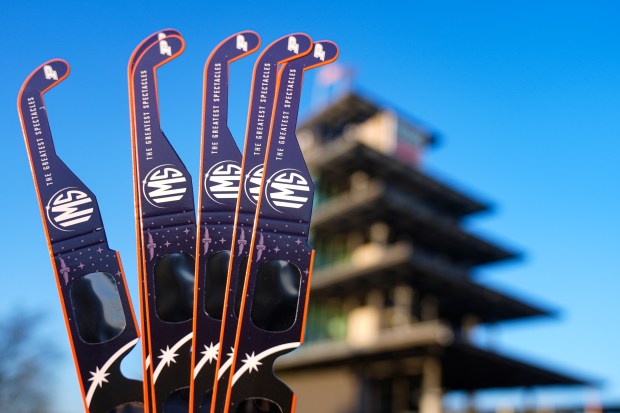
[163,387,190,413]
[233,257,249,317]
[70,272,127,344]
[250,260,301,332]
[154,253,195,323]
[199,389,212,413]
[108,402,143,413]
[236,398,282,413]
[204,251,231,319]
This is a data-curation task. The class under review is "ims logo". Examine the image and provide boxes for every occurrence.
[265,169,310,213]
[46,187,94,231]
[204,160,241,205]
[243,164,263,205]
[143,164,187,208]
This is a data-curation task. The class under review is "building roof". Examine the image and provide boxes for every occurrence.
[312,179,516,267]
[306,137,489,219]
[300,91,437,148]
[276,322,586,390]
[310,242,549,324]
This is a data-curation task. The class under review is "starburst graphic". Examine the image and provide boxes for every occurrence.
[227,346,235,358]
[241,352,262,374]
[201,342,220,364]
[158,346,179,368]
[88,366,110,388]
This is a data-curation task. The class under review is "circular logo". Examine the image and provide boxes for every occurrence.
[204,160,241,205]
[265,168,310,213]
[46,187,94,231]
[243,164,263,205]
[142,164,187,208]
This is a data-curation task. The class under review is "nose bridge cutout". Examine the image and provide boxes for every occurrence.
[204,250,231,320]
[107,402,144,413]
[235,398,283,413]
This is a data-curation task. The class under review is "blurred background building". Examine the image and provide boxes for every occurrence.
[275,91,586,413]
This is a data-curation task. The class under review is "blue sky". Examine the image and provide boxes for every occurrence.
[3,1,619,411]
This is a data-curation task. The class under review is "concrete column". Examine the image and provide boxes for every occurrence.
[392,377,410,413]
[419,357,442,413]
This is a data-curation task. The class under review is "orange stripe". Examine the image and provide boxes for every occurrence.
[291,393,297,413]
[128,35,156,413]
[300,250,315,345]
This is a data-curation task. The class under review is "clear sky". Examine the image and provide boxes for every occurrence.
[2,1,619,411]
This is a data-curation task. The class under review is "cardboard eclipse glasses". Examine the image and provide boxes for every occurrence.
[19,29,338,413]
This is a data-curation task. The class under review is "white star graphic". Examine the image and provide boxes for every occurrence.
[183,228,190,235]
[96,247,103,253]
[78,263,85,269]
[164,241,171,247]
[273,246,280,253]
[158,346,179,368]
[227,346,235,358]
[241,352,262,374]
[88,366,110,388]
[201,343,219,364]
[295,238,302,245]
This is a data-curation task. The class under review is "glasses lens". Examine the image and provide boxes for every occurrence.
[250,260,301,332]
[163,387,190,413]
[236,398,282,413]
[154,253,195,323]
[204,251,231,320]
[108,402,143,413]
[199,389,212,413]
[70,272,127,344]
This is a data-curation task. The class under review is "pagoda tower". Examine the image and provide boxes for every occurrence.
[275,92,583,413]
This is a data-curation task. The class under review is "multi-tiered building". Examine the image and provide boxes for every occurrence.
[275,92,583,413]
